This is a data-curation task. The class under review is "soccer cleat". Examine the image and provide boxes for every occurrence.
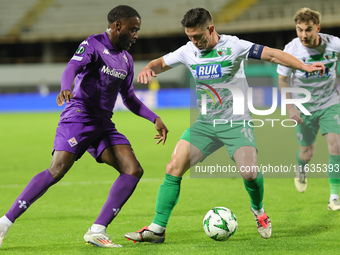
[250,207,272,239]
[124,226,165,243]
[84,228,122,248]
[328,199,340,211]
[294,165,307,192]
[0,222,10,248]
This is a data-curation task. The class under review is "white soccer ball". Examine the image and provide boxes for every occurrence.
[203,207,237,241]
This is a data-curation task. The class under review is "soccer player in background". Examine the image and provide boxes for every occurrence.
[277,8,340,210]
[0,5,168,248]
[124,7,325,242]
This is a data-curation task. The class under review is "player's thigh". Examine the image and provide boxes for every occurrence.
[54,121,100,161]
[319,105,340,154]
[325,133,340,155]
[181,121,223,160]
[101,144,143,178]
[87,120,131,163]
[233,146,258,180]
[166,139,204,177]
[49,150,77,181]
[216,123,257,161]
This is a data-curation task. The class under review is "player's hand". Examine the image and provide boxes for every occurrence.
[56,89,74,106]
[304,62,325,76]
[137,66,157,84]
[154,117,169,145]
[287,105,303,124]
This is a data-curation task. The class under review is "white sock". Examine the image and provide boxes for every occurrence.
[0,215,13,226]
[252,207,265,215]
[329,194,339,203]
[90,224,106,233]
[148,223,165,234]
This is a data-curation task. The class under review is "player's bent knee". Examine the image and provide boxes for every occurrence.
[124,165,143,179]
[239,170,257,181]
[300,151,314,162]
[49,164,69,182]
[165,161,184,177]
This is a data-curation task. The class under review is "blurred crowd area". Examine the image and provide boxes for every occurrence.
[0,0,339,92]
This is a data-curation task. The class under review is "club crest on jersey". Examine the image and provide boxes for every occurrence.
[123,54,128,63]
[68,137,78,147]
[196,64,222,80]
[324,51,334,60]
[217,47,231,57]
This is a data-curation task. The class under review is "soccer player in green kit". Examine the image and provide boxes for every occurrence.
[278,8,340,210]
[125,7,325,242]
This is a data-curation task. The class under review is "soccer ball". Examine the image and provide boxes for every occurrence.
[203,207,237,241]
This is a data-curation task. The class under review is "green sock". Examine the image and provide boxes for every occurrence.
[152,174,182,228]
[328,155,340,195]
[243,171,264,210]
[296,150,307,170]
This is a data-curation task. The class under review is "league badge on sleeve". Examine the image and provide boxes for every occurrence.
[75,46,85,55]
[72,45,86,61]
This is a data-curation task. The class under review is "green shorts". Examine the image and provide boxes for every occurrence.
[180,120,257,160]
[295,104,340,146]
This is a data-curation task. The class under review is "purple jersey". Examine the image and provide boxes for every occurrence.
[59,32,158,122]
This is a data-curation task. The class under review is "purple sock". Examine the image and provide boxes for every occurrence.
[94,174,140,227]
[6,169,56,223]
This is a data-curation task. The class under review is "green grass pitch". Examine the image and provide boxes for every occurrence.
[0,109,339,254]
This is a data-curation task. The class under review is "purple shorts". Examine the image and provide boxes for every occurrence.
[53,118,130,162]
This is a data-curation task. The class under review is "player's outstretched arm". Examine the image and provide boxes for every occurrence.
[260,47,325,75]
[57,63,78,106]
[137,57,172,84]
[278,74,303,124]
[154,117,169,145]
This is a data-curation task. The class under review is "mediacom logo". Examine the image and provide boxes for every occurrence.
[101,65,127,80]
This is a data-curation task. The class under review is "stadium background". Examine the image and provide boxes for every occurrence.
[1,1,340,254]
[0,0,339,111]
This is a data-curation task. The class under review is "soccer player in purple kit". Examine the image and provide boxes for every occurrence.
[0,5,168,248]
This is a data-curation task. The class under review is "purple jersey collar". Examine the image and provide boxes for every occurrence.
[102,31,115,51]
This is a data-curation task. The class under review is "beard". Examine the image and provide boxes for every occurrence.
[116,32,132,51]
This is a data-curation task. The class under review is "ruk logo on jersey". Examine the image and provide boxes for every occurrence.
[196,64,222,80]
[305,66,329,79]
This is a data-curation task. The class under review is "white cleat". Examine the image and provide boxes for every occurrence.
[124,226,165,243]
[84,228,122,248]
[328,200,340,211]
[294,165,307,192]
[0,222,10,248]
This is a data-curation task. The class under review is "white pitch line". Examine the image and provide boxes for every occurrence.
[0,176,189,189]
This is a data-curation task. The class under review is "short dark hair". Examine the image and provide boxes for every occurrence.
[181,7,212,28]
[107,5,140,24]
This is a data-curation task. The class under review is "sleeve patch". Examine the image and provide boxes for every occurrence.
[75,46,86,55]
[71,56,83,61]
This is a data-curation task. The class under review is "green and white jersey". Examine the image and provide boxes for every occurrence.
[277,33,340,112]
[163,35,255,122]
